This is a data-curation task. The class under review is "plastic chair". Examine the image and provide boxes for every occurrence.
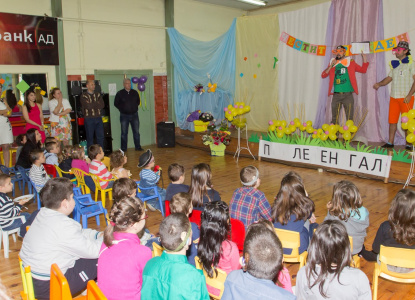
[86,280,107,300]
[90,174,114,208]
[74,193,108,229]
[0,164,23,197]
[165,200,171,217]
[10,147,17,166]
[16,166,33,195]
[55,165,77,184]
[372,245,415,300]
[189,209,202,225]
[194,255,203,270]
[0,215,26,258]
[203,267,228,299]
[102,156,111,171]
[19,256,37,300]
[152,242,163,257]
[349,236,361,268]
[50,263,86,300]
[43,163,57,178]
[28,178,43,210]
[71,168,91,195]
[136,181,165,216]
[274,228,307,269]
[230,218,245,254]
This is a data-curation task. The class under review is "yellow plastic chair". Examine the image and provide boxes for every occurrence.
[86,280,107,300]
[203,267,228,299]
[349,236,361,268]
[194,256,203,270]
[372,245,415,300]
[19,256,37,300]
[89,174,114,208]
[10,147,17,166]
[152,242,163,257]
[55,166,77,184]
[71,168,91,195]
[102,156,111,171]
[274,228,308,269]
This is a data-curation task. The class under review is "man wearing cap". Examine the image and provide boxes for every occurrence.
[322,45,369,125]
[114,78,143,152]
[374,41,415,149]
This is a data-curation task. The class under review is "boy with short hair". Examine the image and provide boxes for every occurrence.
[222,224,296,300]
[88,144,113,189]
[141,213,209,300]
[44,141,60,166]
[28,149,50,193]
[169,192,199,266]
[20,178,103,300]
[229,166,272,228]
[165,163,189,201]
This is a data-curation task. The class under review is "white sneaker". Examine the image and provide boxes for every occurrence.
[146,203,157,212]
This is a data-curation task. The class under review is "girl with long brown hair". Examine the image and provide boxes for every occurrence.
[188,163,221,211]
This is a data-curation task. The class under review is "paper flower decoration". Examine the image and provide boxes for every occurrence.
[207,83,217,93]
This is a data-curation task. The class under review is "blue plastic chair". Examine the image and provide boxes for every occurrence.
[15,166,32,195]
[28,178,43,210]
[73,192,108,229]
[136,181,165,216]
[0,165,23,197]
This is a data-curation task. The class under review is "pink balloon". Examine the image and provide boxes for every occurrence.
[278,126,282,130]
[268,121,273,125]
[343,126,349,130]
[402,116,409,123]
[290,121,295,125]
[224,107,228,111]
[303,122,307,126]
[239,105,244,109]
[234,105,238,108]
[325,131,329,135]
[313,131,317,134]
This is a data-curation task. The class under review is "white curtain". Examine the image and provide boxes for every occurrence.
[278,2,331,122]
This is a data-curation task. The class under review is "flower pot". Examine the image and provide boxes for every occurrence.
[193,120,209,132]
[209,143,226,156]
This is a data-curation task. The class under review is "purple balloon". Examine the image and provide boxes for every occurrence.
[131,77,139,84]
[139,76,148,84]
[137,83,146,92]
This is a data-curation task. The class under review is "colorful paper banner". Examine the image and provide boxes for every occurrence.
[279,31,410,56]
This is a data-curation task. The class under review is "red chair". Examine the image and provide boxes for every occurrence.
[43,164,57,178]
[165,200,171,217]
[230,218,245,254]
[189,210,202,225]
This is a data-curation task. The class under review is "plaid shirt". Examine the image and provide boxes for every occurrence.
[389,60,415,98]
[229,187,272,228]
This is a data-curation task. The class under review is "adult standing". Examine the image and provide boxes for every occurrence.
[22,89,46,143]
[80,80,105,148]
[48,87,73,146]
[374,41,415,149]
[322,46,369,124]
[0,85,14,167]
[114,78,143,151]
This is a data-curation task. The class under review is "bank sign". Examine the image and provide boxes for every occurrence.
[0,12,59,65]
[259,140,392,178]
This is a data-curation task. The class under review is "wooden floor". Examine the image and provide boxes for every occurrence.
[1,144,415,299]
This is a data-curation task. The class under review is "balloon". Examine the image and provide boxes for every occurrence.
[227,110,232,115]
[139,76,148,84]
[131,77,139,84]
[402,116,409,123]
[350,125,358,133]
[317,129,323,134]
[281,120,287,127]
[313,131,318,135]
[343,131,351,141]
[402,112,408,117]
[275,121,282,127]
[232,111,238,117]
[241,102,245,106]
[322,124,329,131]
[278,126,283,131]
[306,120,313,127]
[306,126,314,134]
[294,118,300,122]
[402,122,408,130]
[325,131,329,135]
[300,126,306,131]
[409,124,415,132]
[320,133,328,141]
[228,115,233,121]
[237,108,243,115]
[224,107,228,112]
[290,121,295,125]
[294,121,301,127]
[137,83,146,92]
[329,134,337,141]
[234,105,238,108]
[407,133,415,143]
[228,104,233,110]
[239,105,244,109]
[329,124,336,132]
[289,125,296,132]
[312,134,317,139]
[345,120,354,127]
[284,127,291,135]
[268,120,273,125]
[245,105,251,112]
[269,125,276,132]
[343,125,349,131]
[277,131,284,138]
[303,122,307,127]
[339,127,345,134]
[409,110,415,119]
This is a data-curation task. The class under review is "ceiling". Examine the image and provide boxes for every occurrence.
[193,0,302,11]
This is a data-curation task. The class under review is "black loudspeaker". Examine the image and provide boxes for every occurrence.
[68,81,82,96]
[157,122,175,148]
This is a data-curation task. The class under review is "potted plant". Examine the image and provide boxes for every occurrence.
[202,120,231,156]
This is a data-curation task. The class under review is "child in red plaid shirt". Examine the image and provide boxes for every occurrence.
[229,166,272,228]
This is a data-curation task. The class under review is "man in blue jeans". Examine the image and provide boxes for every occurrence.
[80,80,105,148]
[114,78,143,151]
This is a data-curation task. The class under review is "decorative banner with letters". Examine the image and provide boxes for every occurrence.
[259,140,392,178]
[0,12,59,65]
[279,31,410,57]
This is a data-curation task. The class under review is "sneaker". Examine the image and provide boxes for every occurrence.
[381,143,394,148]
[135,147,144,151]
[146,203,157,212]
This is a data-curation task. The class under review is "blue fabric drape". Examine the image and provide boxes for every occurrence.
[167,19,236,130]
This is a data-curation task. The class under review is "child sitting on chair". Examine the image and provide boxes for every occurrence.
[44,141,60,166]
[165,163,189,201]
[141,213,209,300]
[110,149,131,179]
[28,149,50,193]
[15,134,27,162]
[20,178,103,299]
[222,222,296,300]
[58,145,74,179]
[89,144,114,189]
[137,149,165,212]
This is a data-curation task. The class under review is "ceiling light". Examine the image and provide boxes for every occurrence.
[238,0,267,6]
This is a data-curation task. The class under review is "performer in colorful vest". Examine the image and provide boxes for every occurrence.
[374,41,415,149]
[322,45,369,125]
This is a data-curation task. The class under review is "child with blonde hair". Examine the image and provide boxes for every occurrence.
[110,149,131,179]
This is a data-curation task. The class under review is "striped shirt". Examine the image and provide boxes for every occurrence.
[89,159,112,189]
[29,164,50,192]
[0,192,22,227]
[139,169,160,196]
[229,187,272,228]
[389,60,415,98]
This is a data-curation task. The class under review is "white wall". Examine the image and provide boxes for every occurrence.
[175,0,246,41]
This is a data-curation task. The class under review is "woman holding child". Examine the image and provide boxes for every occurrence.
[48,87,72,146]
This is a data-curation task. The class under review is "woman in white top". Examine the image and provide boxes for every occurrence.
[0,84,15,167]
[48,87,72,145]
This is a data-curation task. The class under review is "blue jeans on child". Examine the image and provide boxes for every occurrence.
[2,212,31,235]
